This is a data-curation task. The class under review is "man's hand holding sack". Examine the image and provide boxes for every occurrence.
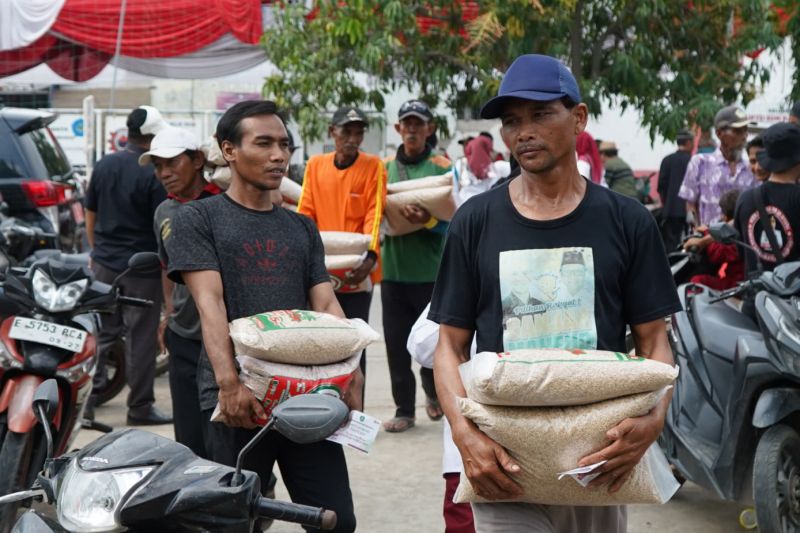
[454,348,681,506]
[211,310,379,426]
[384,173,457,235]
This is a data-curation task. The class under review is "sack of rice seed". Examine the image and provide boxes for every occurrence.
[384,186,456,236]
[280,177,302,205]
[459,349,678,407]
[387,173,453,194]
[210,353,360,425]
[325,254,371,293]
[453,389,680,506]
[229,310,379,365]
[321,231,373,256]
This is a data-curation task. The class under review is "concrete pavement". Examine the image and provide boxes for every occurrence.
[77,289,752,532]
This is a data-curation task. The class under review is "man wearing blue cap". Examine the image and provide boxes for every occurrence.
[429,54,681,532]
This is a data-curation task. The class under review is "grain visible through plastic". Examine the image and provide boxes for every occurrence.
[453,390,674,505]
[460,349,679,406]
[229,310,379,365]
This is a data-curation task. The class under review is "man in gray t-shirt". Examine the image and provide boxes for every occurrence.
[166,101,361,533]
[141,126,221,458]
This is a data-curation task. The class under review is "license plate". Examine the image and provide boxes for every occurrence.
[9,317,87,353]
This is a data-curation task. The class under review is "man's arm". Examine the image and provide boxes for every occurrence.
[345,161,385,285]
[579,318,674,492]
[296,163,316,220]
[309,281,364,411]
[435,324,522,501]
[85,210,96,249]
[184,270,265,429]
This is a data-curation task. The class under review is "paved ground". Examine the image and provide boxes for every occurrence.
[76,289,754,532]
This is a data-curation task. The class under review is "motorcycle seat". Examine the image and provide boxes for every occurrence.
[691,289,760,359]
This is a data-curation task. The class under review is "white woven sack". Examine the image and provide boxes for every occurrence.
[453,388,679,506]
[460,349,679,407]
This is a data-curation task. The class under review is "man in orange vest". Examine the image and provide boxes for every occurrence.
[297,106,387,382]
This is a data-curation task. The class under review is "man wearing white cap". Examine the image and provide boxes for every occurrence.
[85,105,172,425]
[141,127,222,455]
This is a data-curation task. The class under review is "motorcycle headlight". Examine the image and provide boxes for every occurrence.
[57,459,153,532]
[32,270,87,312]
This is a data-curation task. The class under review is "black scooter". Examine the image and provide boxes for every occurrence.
[660,223,800,532]
[2,380,344,532]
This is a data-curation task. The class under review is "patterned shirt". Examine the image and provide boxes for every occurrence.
[678,149,755,226]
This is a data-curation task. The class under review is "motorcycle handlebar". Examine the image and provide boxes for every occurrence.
[118,296,154,308]
[256,497,337,530]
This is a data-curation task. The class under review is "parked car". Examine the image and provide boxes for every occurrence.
[0,107,85,253]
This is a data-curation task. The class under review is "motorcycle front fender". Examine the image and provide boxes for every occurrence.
[1,374,43,432]
[752,387,800,429]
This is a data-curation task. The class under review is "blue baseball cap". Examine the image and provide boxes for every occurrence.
[480,54,582,119]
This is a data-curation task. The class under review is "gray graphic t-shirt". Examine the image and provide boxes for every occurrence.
[166,194,330,409]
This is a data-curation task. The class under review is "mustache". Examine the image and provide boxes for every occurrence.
[517,142,546,152]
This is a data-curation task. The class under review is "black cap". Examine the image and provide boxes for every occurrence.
[676,129,693,143]
[331,106,368,127]
[757,122,800,173]
[398,100,433,122]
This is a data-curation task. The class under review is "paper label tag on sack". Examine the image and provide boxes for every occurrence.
[326,411,381,454]
[557,460,607,488]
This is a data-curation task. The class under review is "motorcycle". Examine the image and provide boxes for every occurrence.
[660,222,800,532]
[0,251,161,530]
[4,380,343,532]
[19,249,169,409]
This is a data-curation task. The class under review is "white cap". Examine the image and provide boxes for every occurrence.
[138,127,201,166]
[138,105,168,136]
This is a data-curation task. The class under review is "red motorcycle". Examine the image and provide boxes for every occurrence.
[0,250,159,530]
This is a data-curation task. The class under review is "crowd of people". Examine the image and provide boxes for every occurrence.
[79,51,800,533]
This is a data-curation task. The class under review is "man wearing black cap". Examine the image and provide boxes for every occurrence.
[84,105,171,425]
[658,129,694,251]
[382,99,452,433]
[679,104,755,227]
[297,106,386,383]
[735,122,800,274]
[429,54,681,532]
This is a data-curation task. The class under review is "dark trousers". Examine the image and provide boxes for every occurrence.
[661,216,686,253]
[165,329,206,458]
[93,263,163,413]
[203,413,356,533]
[335,290,371,385]
[381,281,437,418]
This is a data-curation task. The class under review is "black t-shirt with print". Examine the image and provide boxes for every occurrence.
[734,181,800,275]
[166,193,330,409]
[428,179,681,354]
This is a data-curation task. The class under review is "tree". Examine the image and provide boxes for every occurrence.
[262,1,780,142]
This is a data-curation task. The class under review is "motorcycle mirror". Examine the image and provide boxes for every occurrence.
[127,252,161,275]
[32,379,59,421]
[708,222,739,244]
[272,394,349,444]
[230,395,349,487]
[32,379,58,464]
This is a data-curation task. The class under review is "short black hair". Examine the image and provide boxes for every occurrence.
[126,108,149,141]
[479,131,493,142]
[601,148,619,157]
[216,100,285,149]
[560,96,577,109]
[719,189,741,219]
[746,135,764,152]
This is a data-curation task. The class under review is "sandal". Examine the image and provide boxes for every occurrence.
[425,398,444,421]
[383,416,415,433]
